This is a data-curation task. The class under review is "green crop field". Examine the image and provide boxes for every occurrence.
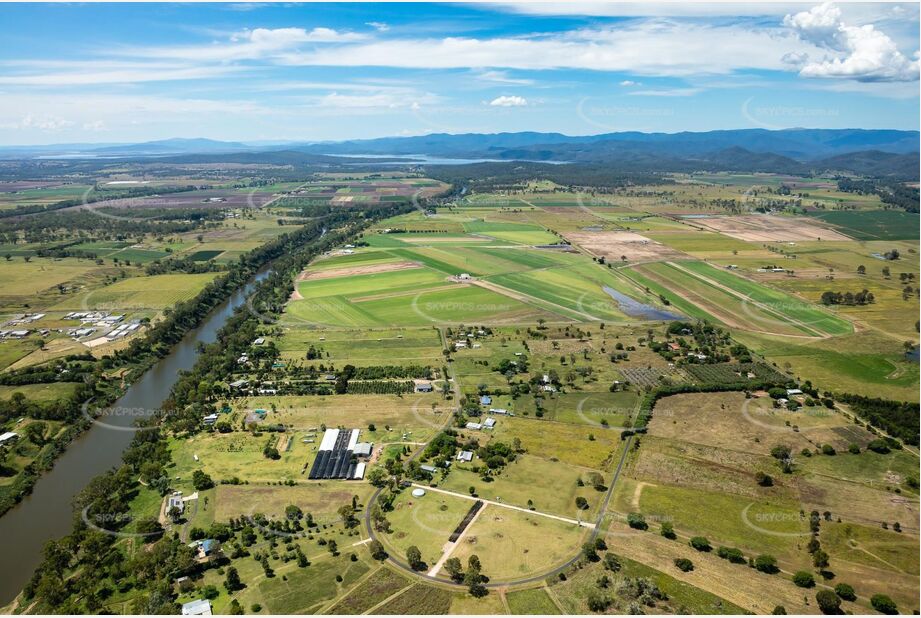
[806,209,921,240]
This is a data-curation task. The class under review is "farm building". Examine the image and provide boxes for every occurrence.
[308,428,365,480]
[456,450,474,462]
[483,417,496,429]
[252,337,265,346]
[416,383,434,393]
[420,464,438,474]
[352,442,373,458]
[189,539,221,560]
[479,395,492,405]
[181,599,212,616]
[466,422,483,431]
[489,408,509,415]
[0,431,18,446]
[175,576,193,592]
[786,388,804,396]
[201,413,219,426]
[228,379,248,390]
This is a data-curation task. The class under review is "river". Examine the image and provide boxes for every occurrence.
[0,267,272,606]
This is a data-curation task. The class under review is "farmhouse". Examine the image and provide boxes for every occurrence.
[489,408,509,415]
[667,342,681,351]
[181,599,212,616]
[228,379,248,390]
[483,417,496,429]
[252,337,265,346]
[786,388,804,396]
[420,464,438,474]
[201,413,219,426]
[168,492,184,515]
[456,450,474,462]
[479,395,492,405]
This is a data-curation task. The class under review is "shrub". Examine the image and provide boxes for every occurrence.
[674,558,694,572]
[689,536,711,552]
[870,594,898,614]
[821,444,836,456]
[716,546,745,564]
[586,592,612,612]
[815,590,840,615]
[627,512,648,530]
[754,554,778,574]
[660,521,676,539]
[866,439,891,454]
[792,571,815,588]
[834,583,856,601]
[575,496,589,510]
[847,443,860,454]
[771,606,786,615]
[755,471,774,487]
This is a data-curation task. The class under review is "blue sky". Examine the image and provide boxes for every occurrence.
[0,2,918,144]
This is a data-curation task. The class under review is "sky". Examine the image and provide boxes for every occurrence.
[0,2,918,145]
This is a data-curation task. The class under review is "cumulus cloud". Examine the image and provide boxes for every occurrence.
[488,95,528,107]
[784,2,919,81]
[366,22,390,32]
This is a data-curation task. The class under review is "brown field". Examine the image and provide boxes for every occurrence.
[563,230,686,262]
[297,261,421,281]
[693,215,851,242]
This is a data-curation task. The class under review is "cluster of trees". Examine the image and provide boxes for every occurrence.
[819,289,875,306]
[835,393,919,446]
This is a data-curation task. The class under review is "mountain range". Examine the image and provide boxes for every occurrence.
[0,129,917,178]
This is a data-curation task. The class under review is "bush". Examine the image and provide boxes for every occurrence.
[870,594,898,614]
[716,546,745,564]
[821,444,836,456]
[792,571,815,588]
[834,583,855,601]
[689,536,711,552]
[754,554,779,574]
[627,512,648,530]
[771,606,786,615]
[586,592,612,612]
[660,521,676,539]
[674,558,694,572]
[847,443,860,454]
[575,496,589,510]
[815,590,840,614]
[192,469,215,491]
[866,439,891,454]
[755,471,774,487]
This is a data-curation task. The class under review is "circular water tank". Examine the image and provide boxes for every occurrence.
[411,488,426,498]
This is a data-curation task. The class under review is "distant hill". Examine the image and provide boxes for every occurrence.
[92,138,251,155]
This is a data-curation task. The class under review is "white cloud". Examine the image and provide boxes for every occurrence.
[82,120,107,131]
[366,22,390,32]
[276,22,816,77]
[784,2,919,81]
[489,95,528,107]
[619,80,641,86]
[627,87,702,97]
[475,70,534,85]
[1,113,75,131]
[0,62,241,86]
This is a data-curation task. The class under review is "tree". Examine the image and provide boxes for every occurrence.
[228,599,244,615]
[192,470,214,490]
[674,558,694,572]
[581,541,599,562]
[327,539,338,556]
[444,557,463,582]
[856,264,866,275]
[834,583,856,601]
[224,566,243,592]
[815,590,840,614]
[755,471,774,487]
[792,571,815,588]
[368,540,387,561]
[813,549,829,569]
[754,554,779,574]
[167,505,182,523]
[626,512,647,530]
[689,536,711,552]
[870,594,898,614]
[603,553,621,572]
[575,496,589,510]
[406,545,424,571]
[771,606,787,615]
[660,521,676,539]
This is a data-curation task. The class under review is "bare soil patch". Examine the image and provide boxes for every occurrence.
[297,260,421,282]
[694,215,851,242]
[564,230,686,262]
